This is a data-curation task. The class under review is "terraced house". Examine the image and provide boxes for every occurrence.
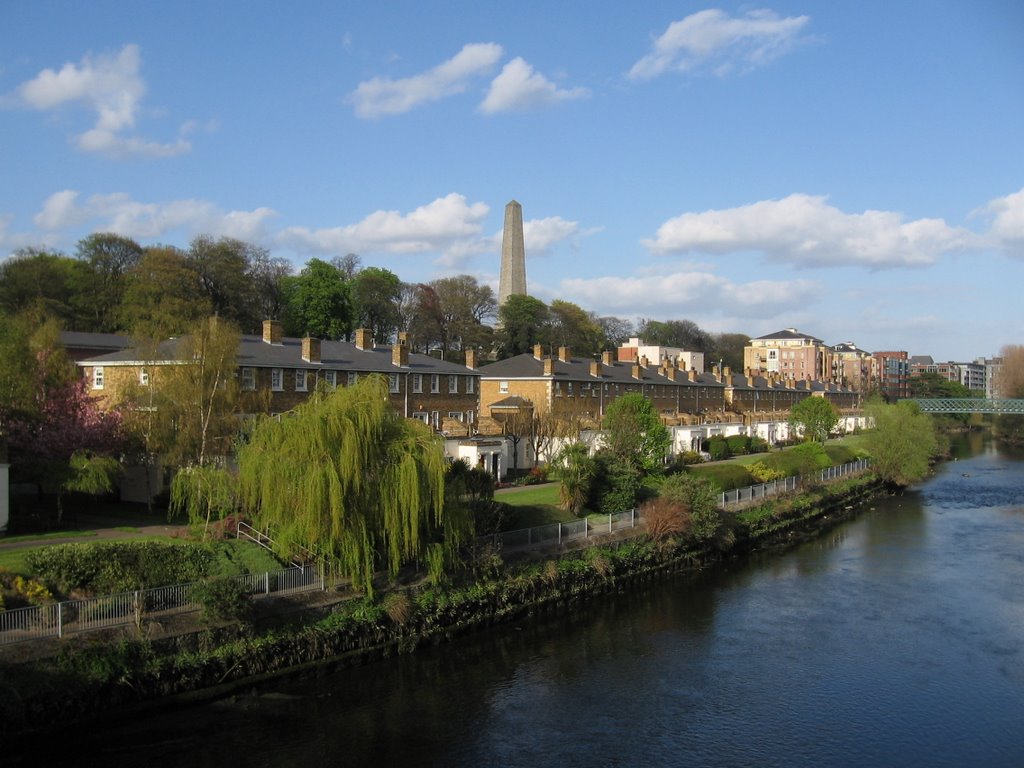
[78,320,481,434]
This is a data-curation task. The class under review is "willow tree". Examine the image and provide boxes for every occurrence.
[865,399,938,488]
[235,375,467,594]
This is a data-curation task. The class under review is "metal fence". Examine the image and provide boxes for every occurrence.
[0,564,325,647]
[479,509,640,553]
[719,458,871,507]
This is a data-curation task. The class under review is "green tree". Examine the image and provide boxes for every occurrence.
[158,316,243,468]
[910,371,975,399]
[187,235,265,332]
[352,266,402,343]
[596,316,635,350]
[234,376,470,594]
[74,232,143,332]
[496,295,550,358]
[788,396,840,443]
[547,299,603,357]
[552,442,594,516]
[602,392,671,473]
[429,275,497,360]
[121,246,211,337]
[708,332,749,372]
[0,248,92,328]
[865,399,938,487]
[637,318,712,352]
[282,258,353,340]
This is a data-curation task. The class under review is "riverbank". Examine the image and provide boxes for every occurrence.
[1,472,881,741]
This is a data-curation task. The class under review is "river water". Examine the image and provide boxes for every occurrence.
[57,436,1024,766]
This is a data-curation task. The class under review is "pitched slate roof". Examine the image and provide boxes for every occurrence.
[478,353,724,388]
[77,334,478,376]
[752,328,825,344]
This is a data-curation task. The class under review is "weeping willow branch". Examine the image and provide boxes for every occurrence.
[235,375,469,595]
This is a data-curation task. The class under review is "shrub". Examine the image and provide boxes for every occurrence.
[191,578,253,624]
[383,590,413,626]
[704,436,731,461]
[749,461,788,483]
[26,541,214,595]
[726,434,750,456]
[790,442,832,475]
[750,437,770,454]
[642,496,690,542]
[686,463,753,492]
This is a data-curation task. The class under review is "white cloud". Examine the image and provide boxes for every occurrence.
[981,187,1024,259]
[644,194,975,268]
[629,9,811,81]
[11,44,190,157]
[561,270,820,319]
[524,216,580,254]
[30,190,277,241]
[351,43,503,118]
[277,193,490,260]
[479,58,589,114]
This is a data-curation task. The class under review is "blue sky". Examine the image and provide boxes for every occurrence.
[2,1,1022,361]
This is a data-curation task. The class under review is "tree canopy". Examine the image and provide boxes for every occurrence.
[234,375,470,594]
[602,392,671,472]
[788,396,840,443]
[282,258,353,340]
[865,399,938,487]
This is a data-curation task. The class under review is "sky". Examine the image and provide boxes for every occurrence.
[1,1,1022,362]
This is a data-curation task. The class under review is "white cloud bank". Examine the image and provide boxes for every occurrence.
[351,43,503,118]
[11,44,190,157]
[981,187,1024,259]
[629,8,811,80]
[561,270,821,319]
[480,58,589,113]
[277,193,490,260]
[32,190,276,242]
[644,194,975,268]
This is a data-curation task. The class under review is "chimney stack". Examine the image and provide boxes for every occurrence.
[302,337,321,364]
[392,340,409,368]
[263,320,283,345]
[632,364,642,380]
[465,348,477,370]
[533,344,544,360]
[602,350,614,366]
[544,358,555,376]
[558,346,571,362]
[590,361,601,378]
[354,328,372,351]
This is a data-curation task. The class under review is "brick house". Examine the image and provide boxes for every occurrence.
[744,328,832,382]
[478,345,728,425]
[77,320,481,433]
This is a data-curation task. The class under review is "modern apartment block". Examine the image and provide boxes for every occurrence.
[616,337,705,374]
[744,328,832,382]
[872,351,910,400]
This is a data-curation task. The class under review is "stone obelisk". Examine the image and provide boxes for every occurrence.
[498,200,527,305]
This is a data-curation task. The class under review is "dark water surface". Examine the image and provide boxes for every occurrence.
[57,438,1024,766]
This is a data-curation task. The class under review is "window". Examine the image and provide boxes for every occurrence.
[448,411,463,421]
[449,375,458,394]
[271,368,283,391]
[466,409,474,424]
[241,367,255,391]
[412,374,423,393]
[466,376,475,394]
[92,367,104,390]
[413,412,429,424]
[567,382,574,397]
[295,369,307,392]
[347,371,358,386]
[389,373,400,393]
[499,380,509,394]
[139,369,150,387]
[324,370,337,389]
[430,374,440,393]
[431,411,440,428]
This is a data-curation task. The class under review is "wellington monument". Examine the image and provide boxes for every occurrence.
[498,200,527,306]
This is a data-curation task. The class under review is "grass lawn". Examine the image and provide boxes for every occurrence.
[496,483,578,528]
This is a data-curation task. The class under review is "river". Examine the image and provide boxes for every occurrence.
[45,436,1024,766]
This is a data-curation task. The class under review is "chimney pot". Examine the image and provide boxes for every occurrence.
[263,319,283,345]
[302,337,321,364]
[354,328,372,351]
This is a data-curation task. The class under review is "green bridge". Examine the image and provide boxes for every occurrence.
[912,399,1024,415]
